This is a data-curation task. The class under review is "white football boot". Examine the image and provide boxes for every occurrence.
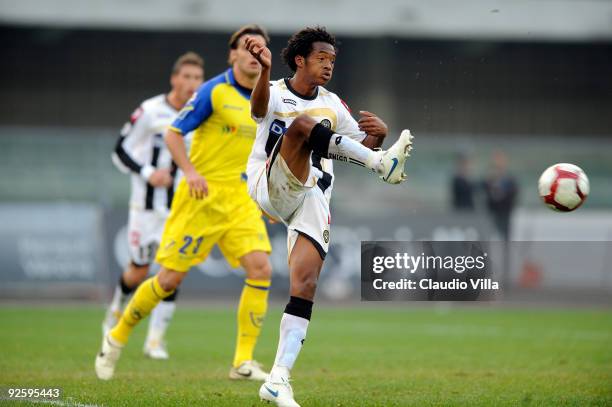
[229,360,268,381]
[259,368,300,407]
[95,334,123,380]
[372,129,414,184]
[143,339,169,360]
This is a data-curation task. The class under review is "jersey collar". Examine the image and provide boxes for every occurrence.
[163,95,179,112]
[284,77,318,101]
[226,68,253,100]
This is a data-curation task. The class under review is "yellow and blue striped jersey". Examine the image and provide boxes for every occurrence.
[170,68,256,183]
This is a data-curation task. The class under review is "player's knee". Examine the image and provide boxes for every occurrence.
[247,260,272,280]
[291,271,318,299]
[287,114,315,140]
[157,268,184,292]
[123,263,149,287]
[127,263,149,282]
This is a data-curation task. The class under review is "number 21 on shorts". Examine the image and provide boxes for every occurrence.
[179,235,204,255]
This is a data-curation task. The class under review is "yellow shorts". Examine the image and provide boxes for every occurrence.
[156,179,271,271]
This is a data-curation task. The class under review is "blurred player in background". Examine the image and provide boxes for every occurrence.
[96,25,274,382]
[245,27,413,406]
[106,52,204,359]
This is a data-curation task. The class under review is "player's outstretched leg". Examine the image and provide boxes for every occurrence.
[260,236,321,407]
[102,262,149,337]
[281,115,413,185]
[95,268,184,380]
[229,251,272,381]
[143,289,179,360]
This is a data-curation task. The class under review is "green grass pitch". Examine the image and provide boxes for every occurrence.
[0,306,610,406]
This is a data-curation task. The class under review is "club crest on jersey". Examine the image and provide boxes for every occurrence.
[320,119,332,129]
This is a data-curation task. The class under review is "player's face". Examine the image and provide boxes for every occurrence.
[303,42,336,85]
[233,35,266,78]
[171,64,204,103]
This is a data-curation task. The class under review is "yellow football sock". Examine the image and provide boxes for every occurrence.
[233,278,270,367]
[110,275,174,345]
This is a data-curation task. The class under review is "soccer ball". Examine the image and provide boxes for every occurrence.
[538,163,589,212]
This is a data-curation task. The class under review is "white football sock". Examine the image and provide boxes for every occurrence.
[326,135,380,171]
[271,313,309,376]
[146,300,176,345]
[109,285,130,313]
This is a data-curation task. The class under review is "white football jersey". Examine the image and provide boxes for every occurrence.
[247,78,367,196]
[112,94,179,214]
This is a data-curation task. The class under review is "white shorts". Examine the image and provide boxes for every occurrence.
[127,208,167,266]
[249,152,331,260]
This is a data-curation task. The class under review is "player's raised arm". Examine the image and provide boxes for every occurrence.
[245,36,272,119]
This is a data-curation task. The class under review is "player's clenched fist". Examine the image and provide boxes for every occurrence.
[358,111,388,138]
[245,36,271,69]
[185,169,208,199]
[148,168,174,188]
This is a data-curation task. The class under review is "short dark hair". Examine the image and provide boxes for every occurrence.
[281,26,336,72]
[228,24,270,49]
[171,51,204,74]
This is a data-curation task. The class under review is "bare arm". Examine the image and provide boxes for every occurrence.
[165,129,208,199]
[165,129,194,174]
[358,110,388,150]
[245,36,272,119]
[362,134,385,150]
[251,67,271,119]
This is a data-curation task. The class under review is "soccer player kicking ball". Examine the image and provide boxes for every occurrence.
[245,27,413,406]
[96,25,274,381]
[106,52,204,359]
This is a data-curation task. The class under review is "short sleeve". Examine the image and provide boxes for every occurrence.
[112,105,156,179]
[333,95,366,142]
[170,82,215,134]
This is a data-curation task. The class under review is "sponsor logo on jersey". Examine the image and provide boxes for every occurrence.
[223,104,244,111]
[320,119,332,128]
[222,125,237,134]
[282,98,297,106]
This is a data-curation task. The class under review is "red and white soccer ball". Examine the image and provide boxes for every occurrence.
[538,163,589,212]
